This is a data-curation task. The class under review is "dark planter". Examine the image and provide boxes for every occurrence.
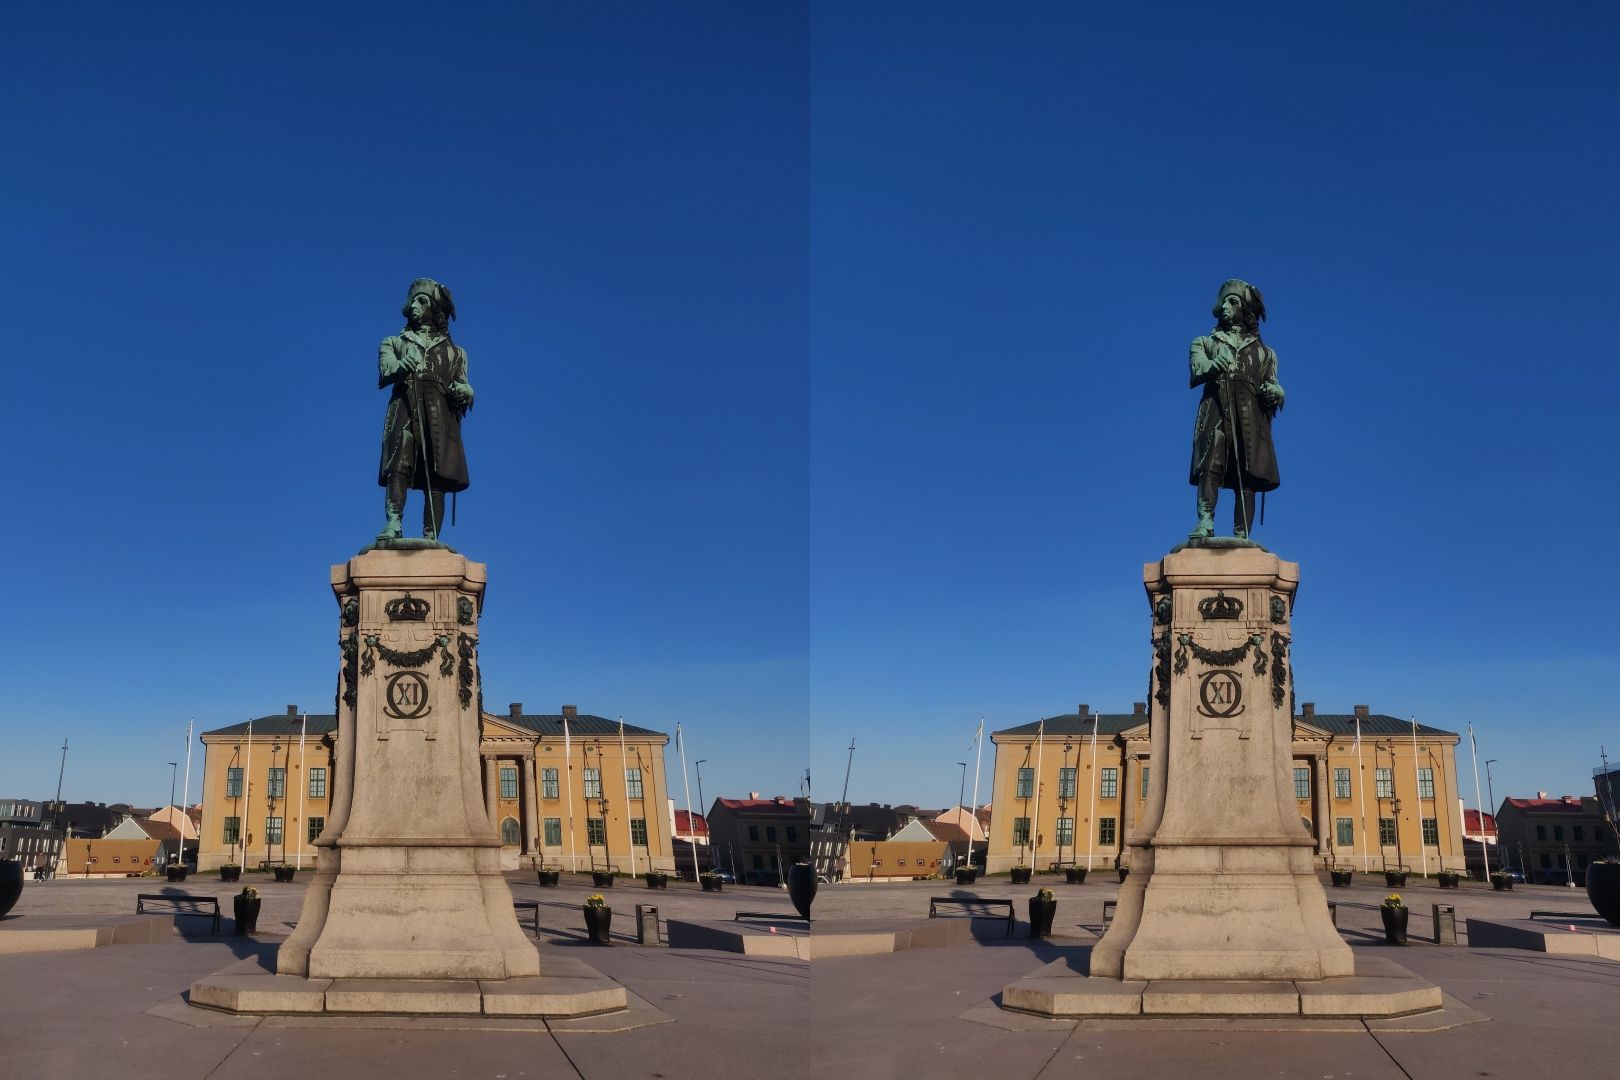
[955,867,978,886]
[1438,872,1461,890]
[1491,875,1513,891]
[1027,896,1056,938]
[583,905,612,944]
[1585,861,1620,927]
[1065,866,1088,885]
[644,873,668,890]
[537,870,560,887]
[233,895,261,935]
[1330,869,1353,887]
[787,863,818,921]
[166,865,188,883]
[700,876,722,892]
[1380,904,1409,945]
[1010,866,1032,885]
[0,860,23,919]
[1384,871,1408,888]
[1117,867,1130,884]
[591,871,615,888]
[220,865,241,882]
[272,866,296,883]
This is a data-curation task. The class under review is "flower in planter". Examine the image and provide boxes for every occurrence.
[584,893,608,908]
[1036,887,1055,901]
[1382,893,1404,908]
[239,886,259,900]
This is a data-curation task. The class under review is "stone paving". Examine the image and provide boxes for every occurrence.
[1,870,1616,1079]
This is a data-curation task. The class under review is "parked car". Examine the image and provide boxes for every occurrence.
[1493,866,1526,883]
[709,868,737,884]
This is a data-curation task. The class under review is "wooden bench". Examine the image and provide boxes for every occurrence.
[928,897,1014,937]
[734,911,810,923]
[136,893,220,933]
[512,900,540,936]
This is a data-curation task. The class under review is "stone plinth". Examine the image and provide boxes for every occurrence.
[1467,917,1620,960]
[275,547,537,982]
[1090,545,1352,983]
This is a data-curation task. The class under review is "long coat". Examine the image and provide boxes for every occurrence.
[1187,331,1279,493]
[377,330,470,493]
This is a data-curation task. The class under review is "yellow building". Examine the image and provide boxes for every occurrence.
[198,703,674,873]
[987,703,1464,875]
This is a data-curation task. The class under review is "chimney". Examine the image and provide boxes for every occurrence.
[1353,705,1369,718]
[1078,704,1089,717]
[1538,790,1548,799]
[750,792,761,799]
[509,703,522,718]
[1133,702,1146,716]
[287,705,298,716]
[562,705,577,717]
[1302,702,1315,716]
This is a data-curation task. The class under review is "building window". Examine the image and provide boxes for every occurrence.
[1540,852,1552,869]
[1334,767,1351,800]
[226,768,243,798]
[500,818,520,845]
[1575,825,1585,842]
[1056,817,1074,847]
[1336,818,1354,846]
[268,768,286,799]
[1536,824,1547,841]
[1375,768,1393,799]
[266,817,284,845]
[1100,768,1118,800]
[1293,766,1311,801]
[766,826,777,842]
[1421,818,1439,846]
[1418,768,1434,799]
[1141,766,1151,800]
[1058,768,1077,799]
[307,817,325,843]
[786,826,798,842]
[625,768,643,800]
[308,768,327,800]
[1553,825,1565,842]
[1012,817,1030,846]
[752,854,764,869]
[223,817,240,844]
[631,819,648,847]
[583,768,602,799]
[1378,817,1397,846]
[1016,767,1034,799]
[748,825,759,841]
[587,818,605,846]
[499,766,518,800]
[542,768,559,799]
[544,818,562,846]
[1098,818,1116,846]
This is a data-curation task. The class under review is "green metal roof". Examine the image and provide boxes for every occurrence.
[995,711,1455,739]
[203,712,664,739]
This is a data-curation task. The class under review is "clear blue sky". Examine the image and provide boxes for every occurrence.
[4,6,1616,819]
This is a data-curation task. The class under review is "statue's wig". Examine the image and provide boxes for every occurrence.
[1211,279,1265,326]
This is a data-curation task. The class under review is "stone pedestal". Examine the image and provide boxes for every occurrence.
[1090,544,1352,983]
[276,546,538,981]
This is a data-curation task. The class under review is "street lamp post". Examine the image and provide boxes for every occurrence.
[1485,759,1500,868]
[166,762,178,866]
[1058,741,1073,867]
[694,760,707,825]
[230,744,242,865]
[267,741,283,866]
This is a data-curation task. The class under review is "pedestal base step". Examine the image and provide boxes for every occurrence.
[190,954,627,1018]
[1002,953,1441,1019]
[1466,917,1620,960]
[665,917,969,959]
[0,914,173,954]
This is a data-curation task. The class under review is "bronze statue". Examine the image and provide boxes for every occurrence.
[1188,279,1284,541]
[376,279,474,542]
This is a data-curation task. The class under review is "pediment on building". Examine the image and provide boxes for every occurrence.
[478,714,534,741]
[1292,719,1335,742]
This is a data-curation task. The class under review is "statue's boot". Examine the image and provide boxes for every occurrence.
[1233,490,1257,540]
[1189,488,1216,540]
[376,472,409,541]
[422,491,446,541]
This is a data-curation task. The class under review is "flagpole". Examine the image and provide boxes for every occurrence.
[296,713,308,869]
[1411,716,1427,877]
[970,718,984,851]
[1031,718,1045,870]
[180,718,194,863]
[563,714,577,872]
[1355,714,1369,871]
[243,716,254,867]
[620,717,637,879]
[1086,713,1099,870]
[1469,724,1491,879]
[676,724,700,883]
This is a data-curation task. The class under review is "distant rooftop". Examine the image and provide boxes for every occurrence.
[995,704,1455,739]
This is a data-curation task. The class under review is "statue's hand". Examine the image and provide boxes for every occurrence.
[1261,381,1285,408]
[450,381,474,406]
[399,353,423,375]
[1210,352,1235,374]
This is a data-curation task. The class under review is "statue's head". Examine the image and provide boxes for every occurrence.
[402,278,456,332]
[1212,279,1265,332]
